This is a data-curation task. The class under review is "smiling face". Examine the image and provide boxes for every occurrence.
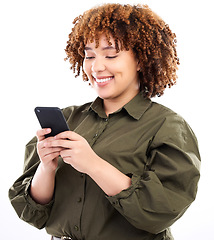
[83,34,140,105]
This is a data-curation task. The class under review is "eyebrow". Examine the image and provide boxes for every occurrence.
[84,46,116,51]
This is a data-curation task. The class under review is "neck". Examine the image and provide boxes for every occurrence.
[103,92,139,116]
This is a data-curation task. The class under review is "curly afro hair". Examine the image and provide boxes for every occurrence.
[65,3,179,98]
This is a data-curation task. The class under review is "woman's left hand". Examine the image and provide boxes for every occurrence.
[47,131,131,196]
[47,131,98,173]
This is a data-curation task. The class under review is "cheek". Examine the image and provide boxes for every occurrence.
[83,60,87,73]
[83,61,94,83]
[83,60,91,75]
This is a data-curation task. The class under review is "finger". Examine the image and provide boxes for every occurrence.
[60,149,72,159]
[36,128,52,141]
[38,140,64,156]
[60,149,74,165]
[42,151,61,162]
[39,147,64,163]
[46,139,73,149]
[37,136,55,150]
[43,147,65,155]
[55,131,82,141]
[39,141,65,154]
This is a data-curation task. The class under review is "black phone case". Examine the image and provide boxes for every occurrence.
[34,107,69,138]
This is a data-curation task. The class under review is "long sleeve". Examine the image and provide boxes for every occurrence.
[106,114,201,234]
[8,95,201,239]
[8,137,54,229]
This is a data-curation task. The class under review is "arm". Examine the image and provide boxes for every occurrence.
[106,115,201,233]
[30,128,62,204]
[8,128,65,229]
[30,162,56,204]
[49,116,200,234]
[8,133,56,229]
[87,155,131,196]
[49,131,131,196]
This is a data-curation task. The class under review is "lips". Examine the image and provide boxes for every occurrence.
[95,76,114,83]
[92,76,114,86]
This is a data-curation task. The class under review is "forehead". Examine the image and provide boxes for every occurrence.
[85,34,116,50]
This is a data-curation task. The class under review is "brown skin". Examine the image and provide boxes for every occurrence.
[30,3,179,205]
[65,3,179,98]
[83,34,140,115]
[31,128,131,204]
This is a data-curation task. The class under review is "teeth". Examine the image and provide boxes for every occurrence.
[95,77,113,83]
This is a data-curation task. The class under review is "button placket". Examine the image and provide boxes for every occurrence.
[94,118,108,138]
[71,173,85,240]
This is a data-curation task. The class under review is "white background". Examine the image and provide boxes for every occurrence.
[0,0,213,239]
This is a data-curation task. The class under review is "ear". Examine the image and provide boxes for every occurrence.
[137,61,141,72]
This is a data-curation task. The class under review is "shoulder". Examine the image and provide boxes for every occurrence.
[148,101,187,126]
[151,101,179,117]
[149,101,198,146]
[141,99,186,128]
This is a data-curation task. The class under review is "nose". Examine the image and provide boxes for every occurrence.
[91,57,106,73]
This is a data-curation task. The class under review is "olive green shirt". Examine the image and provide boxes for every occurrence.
[9,93,200,240]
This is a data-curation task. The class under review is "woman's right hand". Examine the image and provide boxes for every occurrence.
[30,128,63,204]
[36,128,64,172]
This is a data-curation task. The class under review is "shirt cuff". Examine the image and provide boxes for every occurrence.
[106,173,141,205]
[24,177,54,210]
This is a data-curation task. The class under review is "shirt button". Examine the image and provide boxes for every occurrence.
[112,200,118,205]
[74,225,79,231]
[77,197,82,203]
[94,133,98,137]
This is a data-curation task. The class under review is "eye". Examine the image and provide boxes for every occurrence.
[106,56,117,59]
[85,56,95,60]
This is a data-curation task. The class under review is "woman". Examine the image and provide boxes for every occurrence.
[9,3,200,240]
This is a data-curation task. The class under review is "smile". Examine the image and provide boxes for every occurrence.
[94,76,114,83]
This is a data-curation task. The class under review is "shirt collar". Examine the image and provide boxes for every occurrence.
[86,92,152,120]
[124,93,152,120]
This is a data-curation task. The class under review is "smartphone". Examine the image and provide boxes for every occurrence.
[34,107,70,138]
